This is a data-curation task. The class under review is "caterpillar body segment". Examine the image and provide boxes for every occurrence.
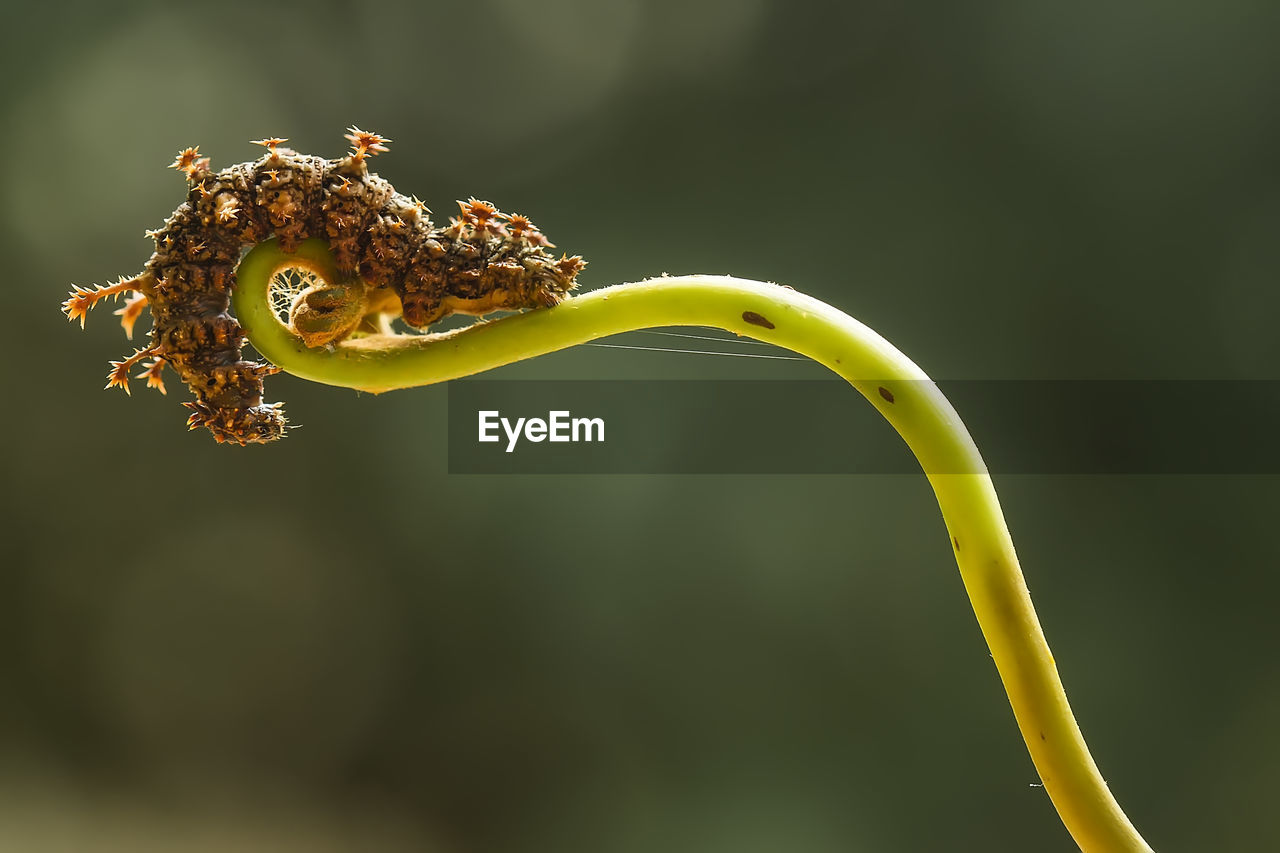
[63,129,586,445]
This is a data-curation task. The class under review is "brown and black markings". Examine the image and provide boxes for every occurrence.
[63,130,586,445]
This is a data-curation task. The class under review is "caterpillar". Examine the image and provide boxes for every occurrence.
[62,129,586,445]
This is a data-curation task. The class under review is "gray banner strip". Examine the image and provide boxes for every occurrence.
[446,380,1280,474]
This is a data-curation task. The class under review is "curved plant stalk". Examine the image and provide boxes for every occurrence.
[234,238,1154,853]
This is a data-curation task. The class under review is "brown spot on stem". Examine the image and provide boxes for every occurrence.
[878,386,895,403]
[952,535,960,551]
[742,310,774,329]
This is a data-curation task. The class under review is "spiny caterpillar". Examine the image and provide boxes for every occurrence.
[62,129,586,445]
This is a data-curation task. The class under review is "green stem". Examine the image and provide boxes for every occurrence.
[234,238,1153,853]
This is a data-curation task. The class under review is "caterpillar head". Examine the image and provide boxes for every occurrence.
[185,401,288,445]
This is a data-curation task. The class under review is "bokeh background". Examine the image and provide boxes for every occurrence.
[3,1,1279,850]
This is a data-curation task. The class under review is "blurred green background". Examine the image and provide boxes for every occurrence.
[3,1,1279,850]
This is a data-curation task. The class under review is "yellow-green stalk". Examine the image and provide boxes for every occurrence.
[234,237,1154,853]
